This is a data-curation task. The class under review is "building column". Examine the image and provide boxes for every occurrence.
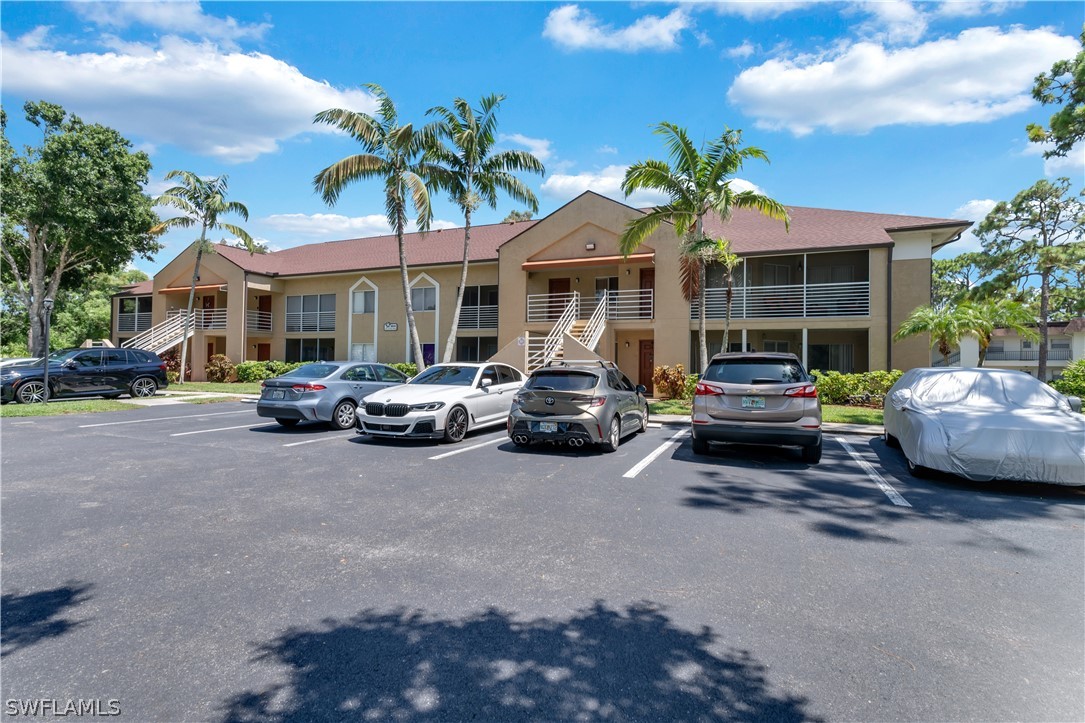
[802,328,808,368]
[959,335,979,368]
[741,328,748,354]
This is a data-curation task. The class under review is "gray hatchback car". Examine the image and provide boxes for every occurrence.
[690,352,822,463]
[257,361,410,429]
[508,360,649,452]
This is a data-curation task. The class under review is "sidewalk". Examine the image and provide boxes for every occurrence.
[648,413,881,437]
[118,390,260,407]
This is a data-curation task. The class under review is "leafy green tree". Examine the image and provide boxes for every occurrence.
[962,298,1038,366]
[975,177,1085,380]
[313,84,438,369]
[50,269,149,349]
[1027,27,1084,158]
[424,94,545,363]
[619,123,788,372]
[932,252,988,309]
[502,209,534,222]
[153,171,254,383]
[893,304,978,366]
[1,101,160,356]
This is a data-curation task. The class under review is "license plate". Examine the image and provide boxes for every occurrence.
[271,390,285,400]
[742,396,765,409]
[539,422,558,433]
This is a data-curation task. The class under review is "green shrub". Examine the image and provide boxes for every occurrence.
[391,362,418,378]
[1,341,31,358]
[809,369,903,407]
[235,360,305,382]
[1051,359,1085,399]
[205,354,236,383]
[160,348,190,383]
[683,374,699,400]
[652,364,687,399]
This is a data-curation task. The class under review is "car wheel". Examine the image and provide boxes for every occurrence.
[275,418,300,427]
[330,400,357,430]
[130,377,158,398]
[906,457,932,478]
[638,404,649,433]
[443,406,468,443]
[883,430,900,449]
[691,432,709,455]
[16,381,47,404]
[600,416,621,453]
[801,439,823,464]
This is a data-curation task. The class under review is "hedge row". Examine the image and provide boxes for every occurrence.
[229,360,420,383]
[1051,359,1085,399]
[808,369,904,407]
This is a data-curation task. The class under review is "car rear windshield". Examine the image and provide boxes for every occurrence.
[703,358,808,385]
[524,371,599,392]
[409,365,478,386]
[280,364,338,379]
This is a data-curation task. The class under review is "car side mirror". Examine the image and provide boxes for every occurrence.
[1067,396,1082,413]
[480,378,493,389]
[636,384,647,394]
[889,389,912,411]
[62,360,77,369]
[809,373,818,382]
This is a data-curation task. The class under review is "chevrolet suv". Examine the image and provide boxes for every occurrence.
[690,352,822,463]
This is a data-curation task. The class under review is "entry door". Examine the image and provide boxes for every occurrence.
[256,343,271,361]
[202,296,216,309]
[548,278,571,320]
[639,268,655,318]
[638,340,655,390]
[207,342,216,361]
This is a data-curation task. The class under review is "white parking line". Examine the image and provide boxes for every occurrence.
[170,423,276,437]
[623,429,689,478]
[428,436,504,460]
[79,409,252,428]
[283,434,355,447]
[836,436,912,507]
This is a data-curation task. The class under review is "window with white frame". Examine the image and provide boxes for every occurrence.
[763,340,790,353]
[351,343,376,362]
[352,289,375,314]
[286,294,335,332]
[411,286,436,311]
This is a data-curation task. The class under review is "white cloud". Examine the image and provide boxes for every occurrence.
[499,133,553,162]
[542,4,690,52]
[541,165,762,208]
[596,144,618,154]
[726,40,756,59]
[1022,141,1085,179]
[1,32,375,163]
[849,0,928,45]
[71,1,270,47]
[703,1,818,20]
[940,198,996,254]
[932,1,1019,18]
[262,213,457,239]
[727,26,1080,136]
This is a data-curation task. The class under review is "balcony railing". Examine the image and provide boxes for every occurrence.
[117,312,152,333]
[167,308,228,329]
[694,281,870,319]
[285,310,335,333]
[932,351,962,367]
[457,305,498,329]
[247,310,273,333]
[528,292,579,323]
[528,290,654,322]
[985,348,1073,362]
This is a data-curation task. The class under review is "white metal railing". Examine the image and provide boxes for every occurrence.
[932,351,962,367]
[579,295,608,351]
[285,310,335,333]
[527,292,579,370]
[168,308,229,329]
[117,312,152,333]
[457,305,498,329]
[604,289,653,320]
[984,348,1073,362]
[527,292,579,323]
[695,282,870,319]
[122,312,192,353]
[247,310,272,332]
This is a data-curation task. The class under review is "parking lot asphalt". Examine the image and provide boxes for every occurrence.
[1,402,1083,722]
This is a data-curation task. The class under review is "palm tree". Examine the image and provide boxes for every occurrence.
[424,95,545,363]
[619,123,789,373]
[153,171,253,384]
[313,84,437,370]
[678,235,742,355]
[962,298,1038,366]
[893,304,977,366]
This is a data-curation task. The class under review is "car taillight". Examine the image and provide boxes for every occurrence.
[589,396,607,407]
[695,382,725,396]
[784,384,818,398]
[159,363,167,371]
[292,383,326,392]
[260,380,266,388]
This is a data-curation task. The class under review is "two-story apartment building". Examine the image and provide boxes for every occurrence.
[112,192,970,385]
[936,317,1085,381]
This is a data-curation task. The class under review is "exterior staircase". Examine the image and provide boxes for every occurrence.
[522,293,609,372]
[121,313,193,355]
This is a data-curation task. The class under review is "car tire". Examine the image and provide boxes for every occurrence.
[443,406,468,443]
[330,400,357,430]
[883,430,900,449]
[600,416,621,453]
[638,404,649,433]
[16,381,47,404]
[129,377,158,398]
[691,433,709,455]
[801,439,823,464]
[906,457,932,478]
[275,418,300,427]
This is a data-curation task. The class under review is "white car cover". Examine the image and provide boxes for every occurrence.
[885,368,1085,485]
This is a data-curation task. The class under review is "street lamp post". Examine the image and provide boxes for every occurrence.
[41,297,54,403]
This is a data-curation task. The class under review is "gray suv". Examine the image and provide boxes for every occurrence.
[508,360,649,452]
[690,352,822,463]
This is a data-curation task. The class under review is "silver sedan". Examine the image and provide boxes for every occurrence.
[256,361,410,429]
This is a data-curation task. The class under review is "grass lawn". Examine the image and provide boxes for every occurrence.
[171,381,262,394]
[0,399,137,417]
[647,398,883,426]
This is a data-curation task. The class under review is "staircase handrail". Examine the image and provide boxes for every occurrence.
[579,293,608,351]
[122,312,190,351]
[528,292,579,369]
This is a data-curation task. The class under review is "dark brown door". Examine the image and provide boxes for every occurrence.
[639,268,655,318]
[638,340,655,390]
[257,295,272,313]
[256,343,271,361]
[548,278,571,320]
[202,295,216,310]
[207,342,216,361]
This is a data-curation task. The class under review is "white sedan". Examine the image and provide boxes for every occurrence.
[356,362,525,443]
[883,367,1085,485]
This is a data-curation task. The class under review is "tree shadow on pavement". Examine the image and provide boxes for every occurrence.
[220,601,817,722]
[1,581,92,657]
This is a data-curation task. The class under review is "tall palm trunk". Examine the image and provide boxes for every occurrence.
[443,203,472,363]
[397,200,425,370]
[178,223,208,384]
[695,218,709,373]
[1038,269,1050,380]
[723,272,734,356]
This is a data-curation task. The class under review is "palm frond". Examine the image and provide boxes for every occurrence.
[654,122,700,177]
[313,154,387,205]
[730,191,790,230]
[679,254,702,303]
[404,172,432,231]
[619,208,672,256]
[620,159,686,202]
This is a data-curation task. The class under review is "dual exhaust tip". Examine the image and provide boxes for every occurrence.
[511,435,587,447]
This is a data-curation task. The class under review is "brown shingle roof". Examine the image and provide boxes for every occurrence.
[114,280,154,297]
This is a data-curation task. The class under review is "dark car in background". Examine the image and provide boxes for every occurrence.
[257,361,410,429]
[508,360,649,452]
[691,352,823,463]
[0,347,168,404]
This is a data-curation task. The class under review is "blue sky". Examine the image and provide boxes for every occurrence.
[2,1,1081,276]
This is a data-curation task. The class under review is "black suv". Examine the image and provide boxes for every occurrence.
[0,348,169,404]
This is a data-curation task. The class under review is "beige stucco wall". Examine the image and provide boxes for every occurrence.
[890,257,932,370]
